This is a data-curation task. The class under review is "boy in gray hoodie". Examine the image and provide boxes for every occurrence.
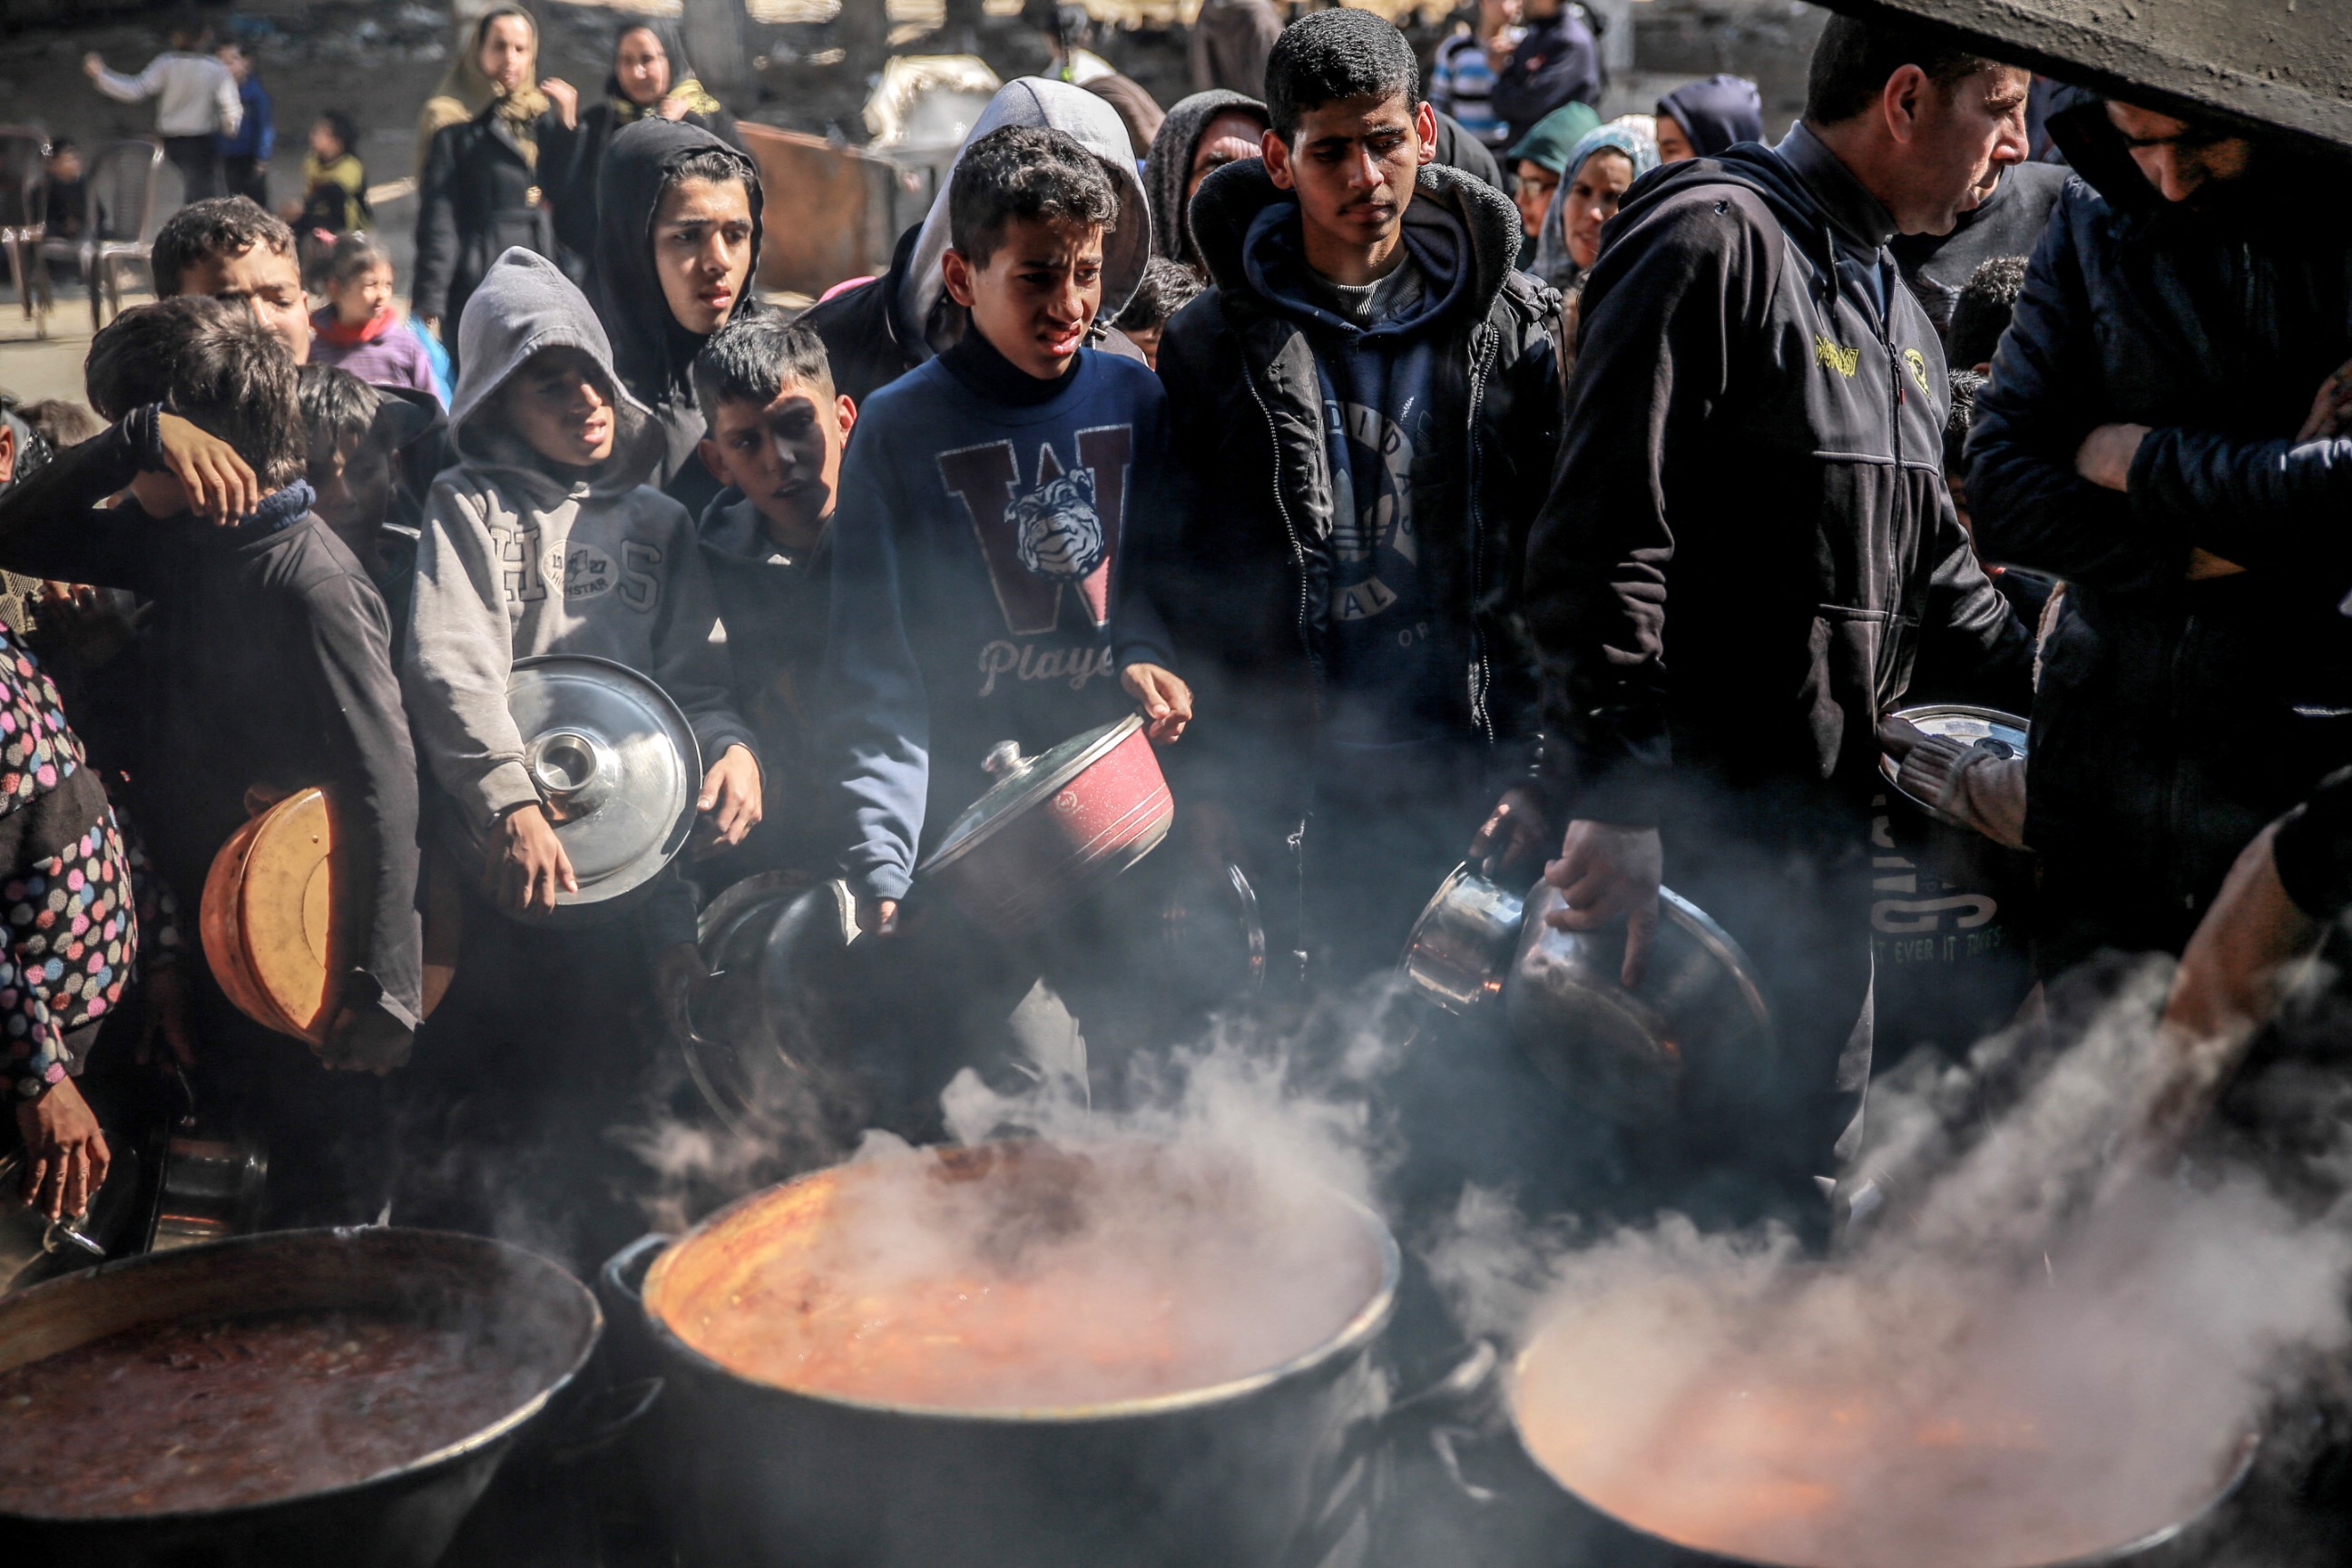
[401,246,759,1259]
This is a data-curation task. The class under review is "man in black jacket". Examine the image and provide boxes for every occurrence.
[1969,94,2352,977]
[1492,0,1601,152]
[1525,16,2033,1230]
[1144,8,1563,984]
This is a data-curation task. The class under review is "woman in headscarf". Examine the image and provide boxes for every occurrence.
[1502,99,1600,263]
[1653,73,1763,162]
[1532,117,1657,296]
[1145,89,1267,275]
[553,20,744,266]
[590,118,764,515]
[411,6,580,358]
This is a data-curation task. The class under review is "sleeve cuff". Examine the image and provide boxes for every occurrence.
[850,863,912,903]
[469,761,541,830]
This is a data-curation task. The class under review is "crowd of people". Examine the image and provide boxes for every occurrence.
[4,3,2347,1329]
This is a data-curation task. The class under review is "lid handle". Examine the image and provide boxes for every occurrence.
[981,740,1027,779]
[527,729,619,822]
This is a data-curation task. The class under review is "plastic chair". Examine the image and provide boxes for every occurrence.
[35,138,162,333]
[0,127,47,336]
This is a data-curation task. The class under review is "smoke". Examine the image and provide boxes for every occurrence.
[1430,962,2352,1568]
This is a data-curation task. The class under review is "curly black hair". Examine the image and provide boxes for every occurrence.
[947,125,1118,268]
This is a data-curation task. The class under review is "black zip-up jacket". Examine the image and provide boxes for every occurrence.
[412,103,573,333]
[0,413,423,1029]
[1527,126,2029,849]
[1142,160,1563,830]
[1967,97,2352,960]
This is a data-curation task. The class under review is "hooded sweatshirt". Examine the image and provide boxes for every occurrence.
[813,326,1179,905]
[798,78,1154,404]
[590,118,766,493]
[1146,89,1267,275]
[1655,74,1763,160]
[406,248,753,847]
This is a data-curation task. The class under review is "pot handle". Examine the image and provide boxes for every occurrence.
[540,1376,664,1466]
[598,1232,670,1314]
[1374,1340,1517,1508]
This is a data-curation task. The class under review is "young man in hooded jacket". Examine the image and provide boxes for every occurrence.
[589,118,763,523]
[1142,8,1565,986]
[1524,16,2034,1234]
[799,78,1155,404]
[1968,93,2352,977]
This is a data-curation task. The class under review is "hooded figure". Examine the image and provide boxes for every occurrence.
[413,248,746,857]
[588,118,765,500]
[1969,91,2352,973]
[799,77,1153,404]
[1533,119,1658,290]
[1655,74,1764,161]
[1146,89,1268,274]
[553,20,744,264]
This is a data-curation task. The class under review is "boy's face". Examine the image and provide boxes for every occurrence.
[653,176,756,337]
[1265,93,1435,261]
[1124,321,1163,369]
[941,213,1104,380]
[504,346,617,468]
[309,121,343,162]
[311,430,396,560]
[217,44,248,82]
[179,240,311,364]
[698,378,856,545]
[45,149,80,182]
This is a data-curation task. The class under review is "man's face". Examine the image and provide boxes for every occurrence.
[1655,113,1696,164]
[2107,101,2254,204]
[46,149,80,182]
[1264,93,1436,260]
[698,380,855,545]
[943,213,1104,380]
[310,431,395,562]
[181,241,312,363]
[216,44,247,83]
[503,346,616,468]
[1513,158,1559,238]
[1892,64,2031,236]
[615,27,671,107]
[653,176,756,336]
[1189,110,1269,204]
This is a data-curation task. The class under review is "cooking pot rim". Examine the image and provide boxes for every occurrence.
[916,713,1150,878]
[0,1226,603,1526]
[635,1140,1403,1425]
[1500,1334,2260,1568]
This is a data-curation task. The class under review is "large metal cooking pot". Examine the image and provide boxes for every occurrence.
[602,1140,1400,1568]
[0,1227,601,1568]
[1399,867,1776,1126]
[443,655,702,926]
[916,715,1175,936]
[1468,1320,2260,1568]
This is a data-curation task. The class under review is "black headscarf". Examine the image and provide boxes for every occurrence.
[1146,90,1267,273]
[603,19,722,120]
[591,117,766,484]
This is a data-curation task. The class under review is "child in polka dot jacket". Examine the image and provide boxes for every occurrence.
[0,625,136,1224]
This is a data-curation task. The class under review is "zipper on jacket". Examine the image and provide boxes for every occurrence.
[1463,322,1503,746]
[1240,360,1317,683]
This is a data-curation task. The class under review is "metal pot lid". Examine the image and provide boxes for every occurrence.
[506,654,701,909]
[1400,865,1529,1015]
[917,714,1145,878]
[1880,704,2029,821]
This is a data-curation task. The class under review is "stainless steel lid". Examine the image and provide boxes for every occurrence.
[1881,704,2029,826]
[682,874,859,1137]
[507,654,701,916]
[917,714,1145,877]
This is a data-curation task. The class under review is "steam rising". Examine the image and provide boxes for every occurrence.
[1435,964,2352,1568]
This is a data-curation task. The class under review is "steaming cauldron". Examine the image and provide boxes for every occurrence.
[0,1228,601,1568]
[1404,1328,2259,1568]
[603,1141,1401,1568]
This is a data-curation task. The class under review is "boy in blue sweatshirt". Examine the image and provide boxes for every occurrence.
[815,122,1191,1123]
